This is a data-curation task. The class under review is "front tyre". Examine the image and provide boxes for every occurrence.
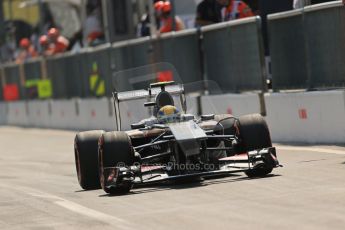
[238,114,273,177]
[98,131,135,195]
[74,130,104,190]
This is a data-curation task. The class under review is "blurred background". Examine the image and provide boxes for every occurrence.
[0,0,335,63]
[0,0,341,102]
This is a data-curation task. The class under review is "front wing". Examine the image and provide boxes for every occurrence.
[102,147,281,190]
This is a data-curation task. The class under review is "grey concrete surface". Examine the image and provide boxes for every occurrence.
[0,126,344,230]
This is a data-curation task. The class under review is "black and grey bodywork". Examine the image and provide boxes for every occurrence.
[74,82,281,195]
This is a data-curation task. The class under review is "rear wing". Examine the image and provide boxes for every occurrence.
[114,84,184,102]
[113,83,186,131]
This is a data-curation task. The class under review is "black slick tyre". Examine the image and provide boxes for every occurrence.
[212,114,237,151]
[238,114,273,177]
[74,130,104,190]
[98,131,135,195]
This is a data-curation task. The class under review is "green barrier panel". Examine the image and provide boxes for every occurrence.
[37,79,52,99]
[109,38,152,91]
[25,79,39,99]
[46,53,84,98]
[24,59,41,81]
[89,62,105,97]
[156,29,202,85]
[24,79,52,99]
[268,10,308,90]
[202,17,266,93]
[0,70,3,101]
[84,45,111,97]
[304,3,345,89]
[268,2,345,90]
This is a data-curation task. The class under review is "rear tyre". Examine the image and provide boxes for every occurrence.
[238,114,273,177]
[212,114,237,154]
[214,114,237,136]
[98,131,135,194]
[74,130,104,190]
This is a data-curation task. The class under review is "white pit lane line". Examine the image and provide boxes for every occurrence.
[0,184,132,229]
[276,146,345,155]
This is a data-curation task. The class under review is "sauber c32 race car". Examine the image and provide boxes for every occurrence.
[74,81,281,195]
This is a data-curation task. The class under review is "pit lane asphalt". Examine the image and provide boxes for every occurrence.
[0,126,344,230]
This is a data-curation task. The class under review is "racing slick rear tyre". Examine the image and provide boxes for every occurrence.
[214,114,237,136]
[98,131,135,195]
[238,114,273,178]
[212,114,237,154]
[74,130,104,190]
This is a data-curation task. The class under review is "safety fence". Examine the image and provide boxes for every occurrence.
[202,17,266,93]
[268,1,345,91]
[0,16,266,101]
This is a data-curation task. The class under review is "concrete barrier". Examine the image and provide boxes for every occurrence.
[118,98,150,130]
[2,90,345,144]
[201,94,261,116]
[7,101,29,126]
[0,102,8,125]
[265,90,345,143]
[186,95,199,115]
[27,100,51,128]
[50,99,79,130]
[77,97,115,131]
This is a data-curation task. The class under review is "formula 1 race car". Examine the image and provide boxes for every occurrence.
[74,80,281,195]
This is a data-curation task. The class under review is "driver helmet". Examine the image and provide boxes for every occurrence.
[157,105,180,123]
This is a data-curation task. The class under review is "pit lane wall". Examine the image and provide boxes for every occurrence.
[264,90,345,143]
[202,90,345,143]
[0,98,147,131]
[1,90,345,143]
[201,93,261,117]
[0,95,199,131]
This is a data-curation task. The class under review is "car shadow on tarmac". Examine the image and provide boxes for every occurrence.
[98,174,281,197]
